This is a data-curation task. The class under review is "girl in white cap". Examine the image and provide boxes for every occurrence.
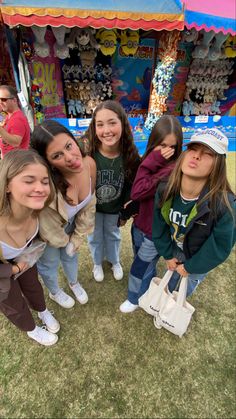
[152,128,235,296]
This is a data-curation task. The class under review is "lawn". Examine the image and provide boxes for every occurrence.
[0,153,235,419]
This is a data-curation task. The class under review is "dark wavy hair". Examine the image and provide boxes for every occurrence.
[142,115,183,161]
[86,100,140,181]
[31,120,85,200]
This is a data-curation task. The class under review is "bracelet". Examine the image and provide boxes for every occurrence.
[14,263,21,274]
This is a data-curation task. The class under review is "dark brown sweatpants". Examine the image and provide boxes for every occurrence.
[0,266,46,332]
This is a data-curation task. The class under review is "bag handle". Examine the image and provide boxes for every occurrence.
[176,276,188,307]
[158,270,174,291]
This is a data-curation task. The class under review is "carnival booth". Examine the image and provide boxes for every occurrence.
[0,1,183,119]
[0,0,235,152]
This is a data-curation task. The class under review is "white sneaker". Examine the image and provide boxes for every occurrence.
[112,263,123,280]
[27,326,58,346]
[38,309,60,334]
[120,299,138,313]
[93,265,104,282]
[69,282,88,304]
[49,289,75,309]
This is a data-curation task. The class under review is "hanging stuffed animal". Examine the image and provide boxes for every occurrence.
[96,29,118,56]
[208,33,228,61]
[62,64,72,80]
[51,26,70,59]
[102,65,112,82]
[22,40,34,61]
[192,30,215,59]
[31,25,50,58]
[67,27,99,51]
[119,30,139,56]
[67,99,76,116]
[67,27,99,67]
[181,28,198,43]
[224,35,236,58]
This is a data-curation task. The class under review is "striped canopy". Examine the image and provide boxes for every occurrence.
[184,0,236,35]
[0,0,184,31]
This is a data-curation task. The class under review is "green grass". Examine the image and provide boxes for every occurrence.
[0,154,235,419]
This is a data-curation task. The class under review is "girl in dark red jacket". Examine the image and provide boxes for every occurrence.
[120,115,183,313]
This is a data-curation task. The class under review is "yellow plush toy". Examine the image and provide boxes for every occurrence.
[120,30,139,56]
[96,29,118,56]
[224,35,236,58]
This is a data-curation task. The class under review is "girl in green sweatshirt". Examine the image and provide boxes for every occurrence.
[152,128,235,296]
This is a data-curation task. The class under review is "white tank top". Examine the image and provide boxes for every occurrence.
[0,222,39,260]
[64,179,92,219]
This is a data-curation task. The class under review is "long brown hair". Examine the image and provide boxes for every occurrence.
[142,115,183,161]
[86,100,140,181]
[160,148,235,216]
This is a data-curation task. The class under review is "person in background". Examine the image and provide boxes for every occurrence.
[31,121,96,309]
[0,149,59,346]
[120,115,183,313]
[0,85,30,158]
[152,128,235,297]
[86,100,140,282]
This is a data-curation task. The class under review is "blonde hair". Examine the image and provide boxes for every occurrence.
[0,149,55,216]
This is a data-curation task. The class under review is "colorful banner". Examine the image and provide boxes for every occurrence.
[28,30,66,119]
[112,39,155,114]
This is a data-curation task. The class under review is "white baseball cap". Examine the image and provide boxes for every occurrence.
[187,128,228,155]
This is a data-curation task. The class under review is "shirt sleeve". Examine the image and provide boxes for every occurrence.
[184,207,236,274]
[131,150,169,201]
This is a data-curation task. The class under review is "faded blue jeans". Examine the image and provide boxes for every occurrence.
[87,212,121,265]
[37,244,79,295]
[128,225,208,302]
[128,225,160,305]
[168,270,207,297]
[168,245,208,297]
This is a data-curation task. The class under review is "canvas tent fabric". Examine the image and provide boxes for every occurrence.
[184,0,236,35]
[0,0,184,31]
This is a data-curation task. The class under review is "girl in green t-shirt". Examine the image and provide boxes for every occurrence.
[86,100,140,282]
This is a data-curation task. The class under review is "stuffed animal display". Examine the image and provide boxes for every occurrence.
[62,62,113,118]
[182,30,235,117]
[191,30,229,61]
[182,58,234,116]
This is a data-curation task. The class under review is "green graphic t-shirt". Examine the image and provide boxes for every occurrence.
[169,195,198,250]
[95,151,125,214]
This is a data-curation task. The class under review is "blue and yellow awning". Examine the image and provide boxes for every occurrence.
[0,0,184,31]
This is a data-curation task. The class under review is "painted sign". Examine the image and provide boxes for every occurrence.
[112,39,155,113]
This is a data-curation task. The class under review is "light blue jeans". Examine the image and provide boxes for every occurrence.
[168,270,207,297]
[168,245,208,296]
[87,212,121,265]
[37,244,79,295]
[128,225,160,305]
